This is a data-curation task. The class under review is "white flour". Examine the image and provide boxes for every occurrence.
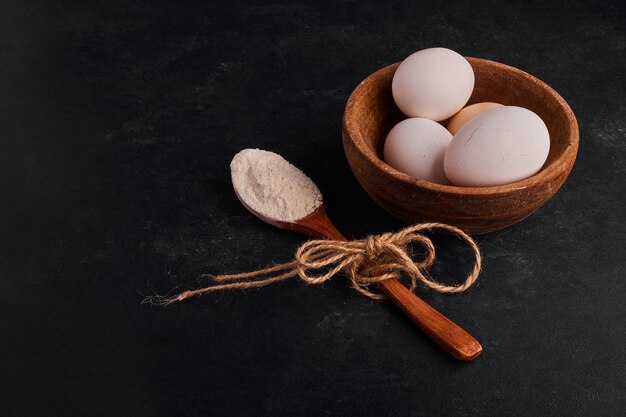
[230,149,323,222]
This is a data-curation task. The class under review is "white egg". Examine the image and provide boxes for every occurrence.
[383,118,453,184]
[444,106,550,187]
[392,48,475,121]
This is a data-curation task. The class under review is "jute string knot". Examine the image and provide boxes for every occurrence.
[365,234,390,260]
[146,222,481,306]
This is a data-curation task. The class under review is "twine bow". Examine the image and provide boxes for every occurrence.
[147,222,481,306]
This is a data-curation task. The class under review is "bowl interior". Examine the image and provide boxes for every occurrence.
[355,58,577,191]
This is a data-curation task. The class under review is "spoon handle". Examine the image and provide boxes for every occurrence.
[379,279,482,361]
[298,212,482,361]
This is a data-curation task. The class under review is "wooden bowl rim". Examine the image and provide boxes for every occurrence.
[343,57,579,196]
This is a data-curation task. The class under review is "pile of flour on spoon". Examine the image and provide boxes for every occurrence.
[230,149,322,222]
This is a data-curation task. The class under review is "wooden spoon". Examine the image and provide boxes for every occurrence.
[235,192,482,361]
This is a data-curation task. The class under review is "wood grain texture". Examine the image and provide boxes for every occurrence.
[342,57,579,234]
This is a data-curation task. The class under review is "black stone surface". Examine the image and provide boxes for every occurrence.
[1,1,625,416]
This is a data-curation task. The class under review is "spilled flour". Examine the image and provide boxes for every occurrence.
[230,149,322,222]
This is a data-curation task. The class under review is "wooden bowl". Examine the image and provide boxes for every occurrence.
[342,57,578,234]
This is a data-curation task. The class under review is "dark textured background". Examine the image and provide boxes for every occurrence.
[1,0,625,415]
